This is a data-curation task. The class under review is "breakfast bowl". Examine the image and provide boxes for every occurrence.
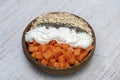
[22,12,96,75]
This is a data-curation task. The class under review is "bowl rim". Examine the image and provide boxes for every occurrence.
[22,12,96,71]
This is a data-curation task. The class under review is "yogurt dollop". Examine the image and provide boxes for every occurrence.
[25,26,93,49]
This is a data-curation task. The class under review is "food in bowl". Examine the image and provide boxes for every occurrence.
[25,25,93,68]
[22,12,95,75]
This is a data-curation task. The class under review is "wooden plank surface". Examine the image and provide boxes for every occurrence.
[0,0,120,80]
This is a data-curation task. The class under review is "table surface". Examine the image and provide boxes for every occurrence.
[0,0,120,80]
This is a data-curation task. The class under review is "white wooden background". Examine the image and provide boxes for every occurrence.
[0,0,120,80]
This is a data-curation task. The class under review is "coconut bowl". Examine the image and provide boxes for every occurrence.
[22,12,96,75]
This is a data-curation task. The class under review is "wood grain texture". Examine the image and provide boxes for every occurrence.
[0,0,120,80]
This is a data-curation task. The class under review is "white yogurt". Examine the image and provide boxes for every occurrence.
[25,26,93,49]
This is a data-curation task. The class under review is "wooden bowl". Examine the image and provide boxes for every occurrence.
[22,12,96,75]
